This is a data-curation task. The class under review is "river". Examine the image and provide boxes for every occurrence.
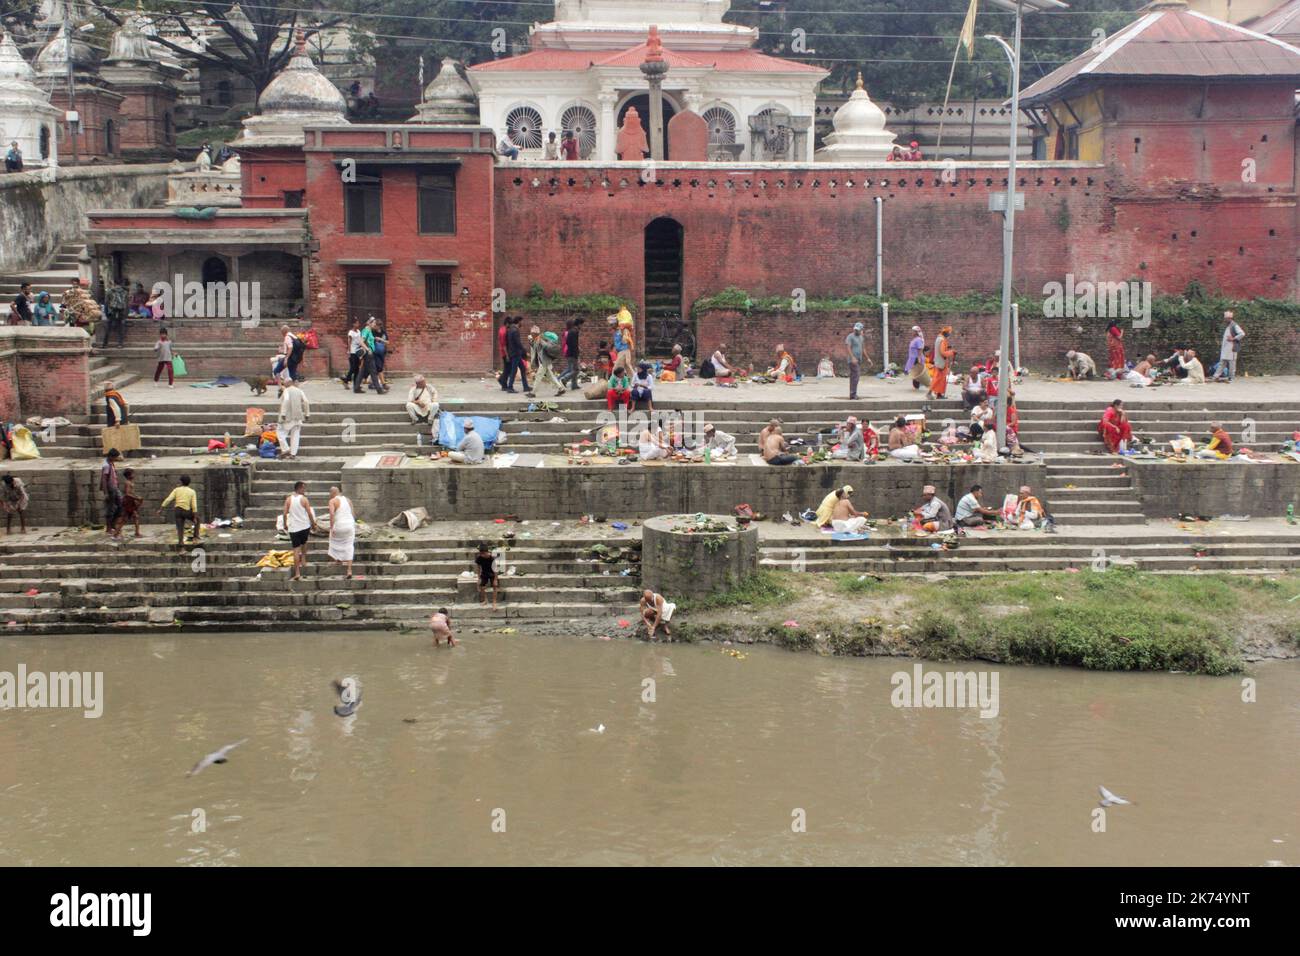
[1,632,1295,866]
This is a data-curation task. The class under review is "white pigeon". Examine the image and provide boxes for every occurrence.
[589,723,606,734]
[1098,785,1132,807]
[187,738,249,777]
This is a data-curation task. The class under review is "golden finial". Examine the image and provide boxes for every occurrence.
[855,72,865,91]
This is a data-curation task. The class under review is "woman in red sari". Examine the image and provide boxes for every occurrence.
[1098,398,1133,453]
[1106,321,1126,374]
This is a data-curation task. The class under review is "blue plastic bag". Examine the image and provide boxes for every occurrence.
[437,415,502,450]
[259,440,278,458]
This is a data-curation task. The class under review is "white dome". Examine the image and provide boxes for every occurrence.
[242,32,348,143]
[412,58,479,124]
[107,13,154,63]
[256,37,346,115]
[35,23,97,75]
[816,73,897,163]
[0,31,35,82]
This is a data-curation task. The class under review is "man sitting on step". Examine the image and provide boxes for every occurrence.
[405,375,439,427]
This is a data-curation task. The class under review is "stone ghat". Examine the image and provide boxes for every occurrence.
[342,460,1047,524]
[10,456,1300,531]
[0,535,643,635]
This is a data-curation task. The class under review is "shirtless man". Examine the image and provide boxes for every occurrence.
[830,491,868,534]
[761,425,799,466]
[430,607,457,647]
[757,418,781,451]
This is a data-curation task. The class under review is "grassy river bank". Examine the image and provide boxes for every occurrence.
[669,569,1300,675]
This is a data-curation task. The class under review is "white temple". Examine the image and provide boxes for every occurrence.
[0,31,61,169]
[468,0,828,162]
[815,74,897,163]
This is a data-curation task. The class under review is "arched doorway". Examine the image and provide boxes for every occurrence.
[643,218,689,358]
[619,94,677,159]
[201,256,229,285]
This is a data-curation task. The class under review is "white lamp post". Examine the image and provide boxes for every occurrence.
[985,0,1067,452]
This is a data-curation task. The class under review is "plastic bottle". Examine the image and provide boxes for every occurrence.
[703,447,711,464]
[1288,504,1295,524]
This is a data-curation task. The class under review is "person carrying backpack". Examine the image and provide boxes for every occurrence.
[286,330,308,382]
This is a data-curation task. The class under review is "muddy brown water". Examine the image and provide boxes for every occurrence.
[0,632,1295,866]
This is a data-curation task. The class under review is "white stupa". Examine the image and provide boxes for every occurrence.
[0,30,61,168]
[816,73,897,163]
[241,31,348,144]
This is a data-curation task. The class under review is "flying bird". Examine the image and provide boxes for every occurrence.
[187,738,249,777]
[1098,785,1132,807]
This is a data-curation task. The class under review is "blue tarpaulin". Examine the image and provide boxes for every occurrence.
[437,414,502,450]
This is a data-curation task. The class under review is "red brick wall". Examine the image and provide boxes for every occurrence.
[494,160,1297,335]
[107,82,178,156]
[304,128,497,374]
[0,351,17,422]
[1105,82,1297,189]
[241,145,309,208]
[49,87,124,163]
[0,329,91,421]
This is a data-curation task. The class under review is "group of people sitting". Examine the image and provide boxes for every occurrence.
[917,483,1048,533]
[810,482,1048,536]
[1098,400,1252,460]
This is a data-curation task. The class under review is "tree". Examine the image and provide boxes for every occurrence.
[90,0,354,95]
[729,0,1147,108]
[0,0,40,33]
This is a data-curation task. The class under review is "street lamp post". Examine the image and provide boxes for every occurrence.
[985,0,1067,453]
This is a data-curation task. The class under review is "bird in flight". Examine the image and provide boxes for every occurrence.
[187,738,249,777]
[1098,785,1132,807]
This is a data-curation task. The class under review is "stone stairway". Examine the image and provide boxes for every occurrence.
[759,529,1300,576]
[89,315,327,382]
[87,351,141,403]
[1015,398,1300,455]
[244,457,347,528]
[0,535,643,635]
[1041,458,1147,526]
[0,242,83,302]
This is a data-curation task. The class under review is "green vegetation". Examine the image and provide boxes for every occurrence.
[673,569,1300,675]
[679,571,795,612]
[175,125,241,149]
[693,287,1026,318]
[507,285,633,316]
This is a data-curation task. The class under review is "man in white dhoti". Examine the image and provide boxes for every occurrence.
[640,589,676,641]
[830,488,868,534]
[327,486,356,578]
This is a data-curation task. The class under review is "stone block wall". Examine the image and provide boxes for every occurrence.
[1129,461,1300,519]
[1,462,250,528]
[0,164,172,274]
[341,461,1046,523]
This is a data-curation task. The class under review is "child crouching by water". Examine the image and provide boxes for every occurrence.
[431,607,457,647]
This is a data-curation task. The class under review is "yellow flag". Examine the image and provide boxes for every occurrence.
[959,0,980,59]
